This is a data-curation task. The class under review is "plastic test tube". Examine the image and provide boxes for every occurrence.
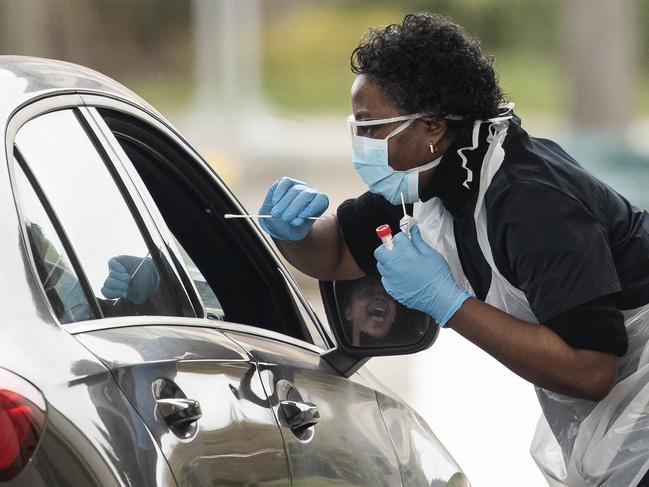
[376,224,394,250]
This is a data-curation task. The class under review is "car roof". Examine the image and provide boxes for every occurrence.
[0,55,159,123]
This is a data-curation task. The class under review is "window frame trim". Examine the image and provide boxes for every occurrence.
[65,315,221,335]
[65,315,326,355]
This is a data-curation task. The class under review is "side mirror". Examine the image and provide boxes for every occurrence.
[320,276,439,377]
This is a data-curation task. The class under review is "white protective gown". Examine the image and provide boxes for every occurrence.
[413,115,649,486]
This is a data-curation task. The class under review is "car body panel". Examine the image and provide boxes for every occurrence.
[376,393,465,486]
[75,322,291,487]
[356,368,466,485]
[223,330,403,487]
[0,332,174,487]
[0,56,160,124]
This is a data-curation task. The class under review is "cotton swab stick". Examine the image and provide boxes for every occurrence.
[224,213,327,221]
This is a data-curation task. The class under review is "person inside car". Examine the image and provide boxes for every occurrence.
[339,276,397,346]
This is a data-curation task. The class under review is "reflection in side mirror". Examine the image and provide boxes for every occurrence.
[333,276,439,351]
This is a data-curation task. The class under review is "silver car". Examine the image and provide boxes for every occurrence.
[0,56,471,487]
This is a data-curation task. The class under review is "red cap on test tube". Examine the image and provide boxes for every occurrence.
[376,224,394,250]
[376,224,392,238]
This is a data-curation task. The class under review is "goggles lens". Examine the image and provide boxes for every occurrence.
[347,113,424,139]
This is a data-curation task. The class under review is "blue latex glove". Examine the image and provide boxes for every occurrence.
[374,225,470,327]
[258,177,329,241]
[101,255,160,305]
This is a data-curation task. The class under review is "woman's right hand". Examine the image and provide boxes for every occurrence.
[258,177,329,241]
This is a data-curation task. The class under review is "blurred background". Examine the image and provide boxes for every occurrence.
[3,1,648,485]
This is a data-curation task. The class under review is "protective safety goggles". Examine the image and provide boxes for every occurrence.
[346,113,424,140]
[347,111,466,139]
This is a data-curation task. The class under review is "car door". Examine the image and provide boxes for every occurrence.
[83,100,404,486]
[12,106,291,487]
[222,328,403,486]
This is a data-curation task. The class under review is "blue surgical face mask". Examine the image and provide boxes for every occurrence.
[348,114,443,204]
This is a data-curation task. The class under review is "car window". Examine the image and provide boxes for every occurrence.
[14,109,192,322]
[14,161,98,324]
[95,108,318,343]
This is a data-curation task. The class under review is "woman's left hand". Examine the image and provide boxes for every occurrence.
[374,225,470,326]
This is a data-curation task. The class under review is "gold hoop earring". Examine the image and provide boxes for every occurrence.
[429,141,437,154]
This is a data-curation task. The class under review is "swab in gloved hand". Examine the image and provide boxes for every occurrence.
[224,214,326,221]
[256,177,329,241]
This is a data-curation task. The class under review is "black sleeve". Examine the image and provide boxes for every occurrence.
[488,182,622,323]
[336,191,405,276]
[545,295,628,357]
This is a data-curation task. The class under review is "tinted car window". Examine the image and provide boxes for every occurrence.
[96,108,316,342]
[14,109,191,321]
[14,162,97,324]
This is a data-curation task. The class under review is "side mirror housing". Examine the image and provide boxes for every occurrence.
[320,277,439,377]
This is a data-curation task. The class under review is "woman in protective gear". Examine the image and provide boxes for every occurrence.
[258,13,649,486]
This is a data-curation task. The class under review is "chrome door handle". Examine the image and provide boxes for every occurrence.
[280,400,320,430]
[156,398,202,427]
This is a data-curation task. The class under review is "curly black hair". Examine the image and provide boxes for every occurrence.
[351,13,505,122]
